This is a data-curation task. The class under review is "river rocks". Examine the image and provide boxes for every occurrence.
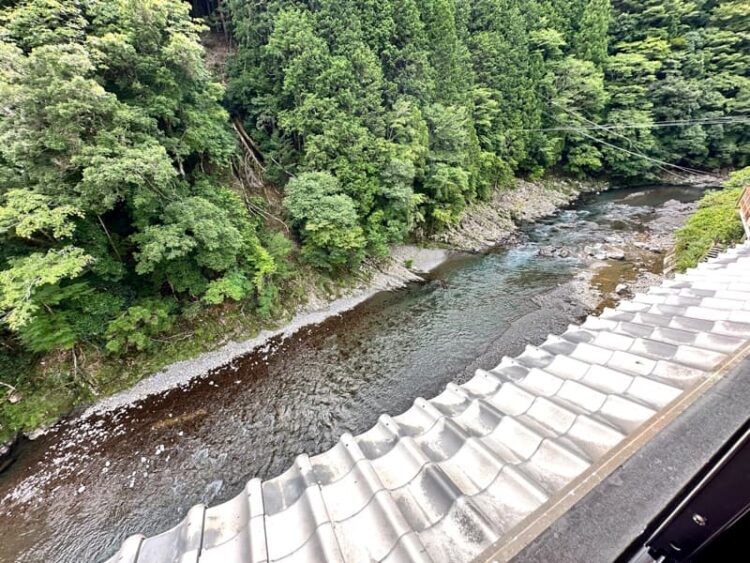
[0,434,21,474]
[430,176,605,251]
[583,244,598,257]
[605,235,625,245]
[584,243,626,261]
[26,425,51,440]
[632,236,667,255]
[657,171,727,188]
[538,246,561,258]
[536,244,576,259]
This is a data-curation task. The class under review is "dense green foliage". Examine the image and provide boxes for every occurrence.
[0,1,284,364]
[674,167,748,271]
[0,0,748,438]
[605,0,750,178]
[225,0,749,265]
[284,172,367,269]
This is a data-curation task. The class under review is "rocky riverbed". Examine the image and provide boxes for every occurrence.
[588,195,700,307]
[430,177,606,251]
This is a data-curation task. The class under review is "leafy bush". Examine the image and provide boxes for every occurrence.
[284,172,366,270]
[255,231,295,317]
[203,271,254,305]
[0,248,93,332]
[674,168,748,271]
[105,298,177,355]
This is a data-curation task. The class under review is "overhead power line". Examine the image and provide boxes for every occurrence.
[516,114,750,133]
[576,127,721,179]
[541,102,726,180]
[549,100,636,149]
[543,104,678,177]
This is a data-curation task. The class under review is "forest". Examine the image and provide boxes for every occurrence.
[223,0,749,249]
[0,0,748,435]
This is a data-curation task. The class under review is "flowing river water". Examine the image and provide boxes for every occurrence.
[0,185,705,563]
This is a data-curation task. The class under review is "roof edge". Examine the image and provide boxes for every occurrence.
[474,339,750,563]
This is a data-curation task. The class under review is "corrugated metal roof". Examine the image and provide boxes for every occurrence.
[105,241,750,563]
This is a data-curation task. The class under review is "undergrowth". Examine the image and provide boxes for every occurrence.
[673,168,749,272]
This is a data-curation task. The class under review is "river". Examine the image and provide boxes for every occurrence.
[0,185,705,563]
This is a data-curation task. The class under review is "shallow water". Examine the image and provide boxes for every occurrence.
[0,185,704,563]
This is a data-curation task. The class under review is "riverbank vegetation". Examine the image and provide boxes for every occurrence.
[0,0,748,440]
[674,167,748,271]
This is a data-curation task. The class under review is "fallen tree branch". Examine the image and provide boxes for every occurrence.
[242,189,290,234]
[232,118,266,172]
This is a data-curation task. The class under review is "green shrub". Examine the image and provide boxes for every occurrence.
[203,271,254,305]
[284,172,366,271]
[674,168,747,271]
[105,298,177,355]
